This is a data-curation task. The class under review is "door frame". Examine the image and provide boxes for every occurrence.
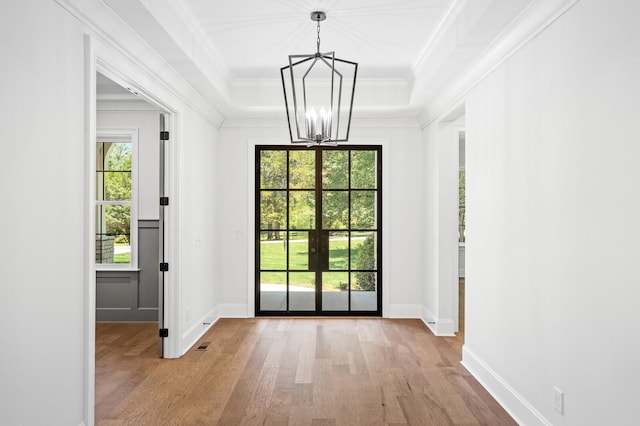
[247,138,391,317]
[254,145,383,316]
[84,34,180,422]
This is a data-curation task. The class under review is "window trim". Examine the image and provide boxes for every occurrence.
[95,128,139,270]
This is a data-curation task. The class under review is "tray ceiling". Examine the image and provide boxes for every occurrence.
[96,0,548,120]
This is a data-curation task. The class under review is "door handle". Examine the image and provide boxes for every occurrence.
[309,234,317,270]
[318,231,330,271]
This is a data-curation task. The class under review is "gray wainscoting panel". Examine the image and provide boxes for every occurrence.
[96,274,134,309]
[96,220,159,322]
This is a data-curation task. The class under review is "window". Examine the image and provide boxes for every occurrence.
[96,130,138,268]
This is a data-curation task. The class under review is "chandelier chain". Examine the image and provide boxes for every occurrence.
[316,19,321,53]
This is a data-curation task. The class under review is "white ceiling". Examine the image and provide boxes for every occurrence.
[178,0,455,79]
[96,72,138,100]
[99,0,541,120]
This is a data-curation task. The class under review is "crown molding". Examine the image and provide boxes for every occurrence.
[220,117,420,130]
[55,0,226,128]
[417,0,581,128]
[411,0,468,75]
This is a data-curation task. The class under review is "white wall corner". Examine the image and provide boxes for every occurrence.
[180,307,219,355]
[421,306,456,336]
[461,345,552,426]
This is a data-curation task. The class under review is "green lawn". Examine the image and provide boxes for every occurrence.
[114,252,131,263]
[260,237,368,289]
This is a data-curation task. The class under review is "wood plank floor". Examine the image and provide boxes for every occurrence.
[96,318,514,425]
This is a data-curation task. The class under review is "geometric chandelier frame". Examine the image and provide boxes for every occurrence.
[281,11,358,145]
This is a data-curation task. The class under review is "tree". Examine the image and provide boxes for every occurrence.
[260,150,287,239]
[102,143,132,243]
[353,234,376,291]
[350,150,376,189]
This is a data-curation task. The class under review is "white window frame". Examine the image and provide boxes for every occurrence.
[96,128,139,270]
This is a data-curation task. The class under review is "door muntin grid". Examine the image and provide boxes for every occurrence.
[256,145,381,316]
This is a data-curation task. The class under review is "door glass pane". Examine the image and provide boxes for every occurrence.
[350,231,377,270]
[351,150,376,189]
[322,150,348,189]
[289,272,315,311]
[329,232,348,270]
[322,191,348,230]
[260,191,286,231]
[290,191,315,229]
[289,150,315,189]
[351,191,376,229]
[260,150,287,189]
[260,272,286,311]
[260,231,286,270]
[351,272,377,311]
[322,272,348,311]
[288,231,309,270]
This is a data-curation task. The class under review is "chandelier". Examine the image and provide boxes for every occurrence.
[281,11,358,145]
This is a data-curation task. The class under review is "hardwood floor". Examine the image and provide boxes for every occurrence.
[96,318,514,425]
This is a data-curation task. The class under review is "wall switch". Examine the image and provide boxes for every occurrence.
[554,387,564,414]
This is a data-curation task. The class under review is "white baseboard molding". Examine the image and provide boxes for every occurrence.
[421,307,455,336]
[461,345,551,426]
[385,304,423,318]
[180,307,219,355]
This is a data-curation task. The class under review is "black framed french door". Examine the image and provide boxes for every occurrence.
[255,145,382,316]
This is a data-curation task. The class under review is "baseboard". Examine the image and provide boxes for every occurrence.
[180,307,219,355]
[421,306,455,336]
[385,304,423,318]
[461,345,551,426]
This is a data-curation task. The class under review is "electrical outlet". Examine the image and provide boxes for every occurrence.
[554,387,564,414]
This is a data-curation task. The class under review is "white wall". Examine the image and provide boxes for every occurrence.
[97,108,160,220]
[214,119,425,317]
[0,1,86,424]
[461,0,640,424]
[0,1,221,423]
[422,119,461,335]
[176,108,218,353]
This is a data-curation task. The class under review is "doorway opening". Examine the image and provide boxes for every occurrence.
[255,145,382,316]
[94,71,169,356]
